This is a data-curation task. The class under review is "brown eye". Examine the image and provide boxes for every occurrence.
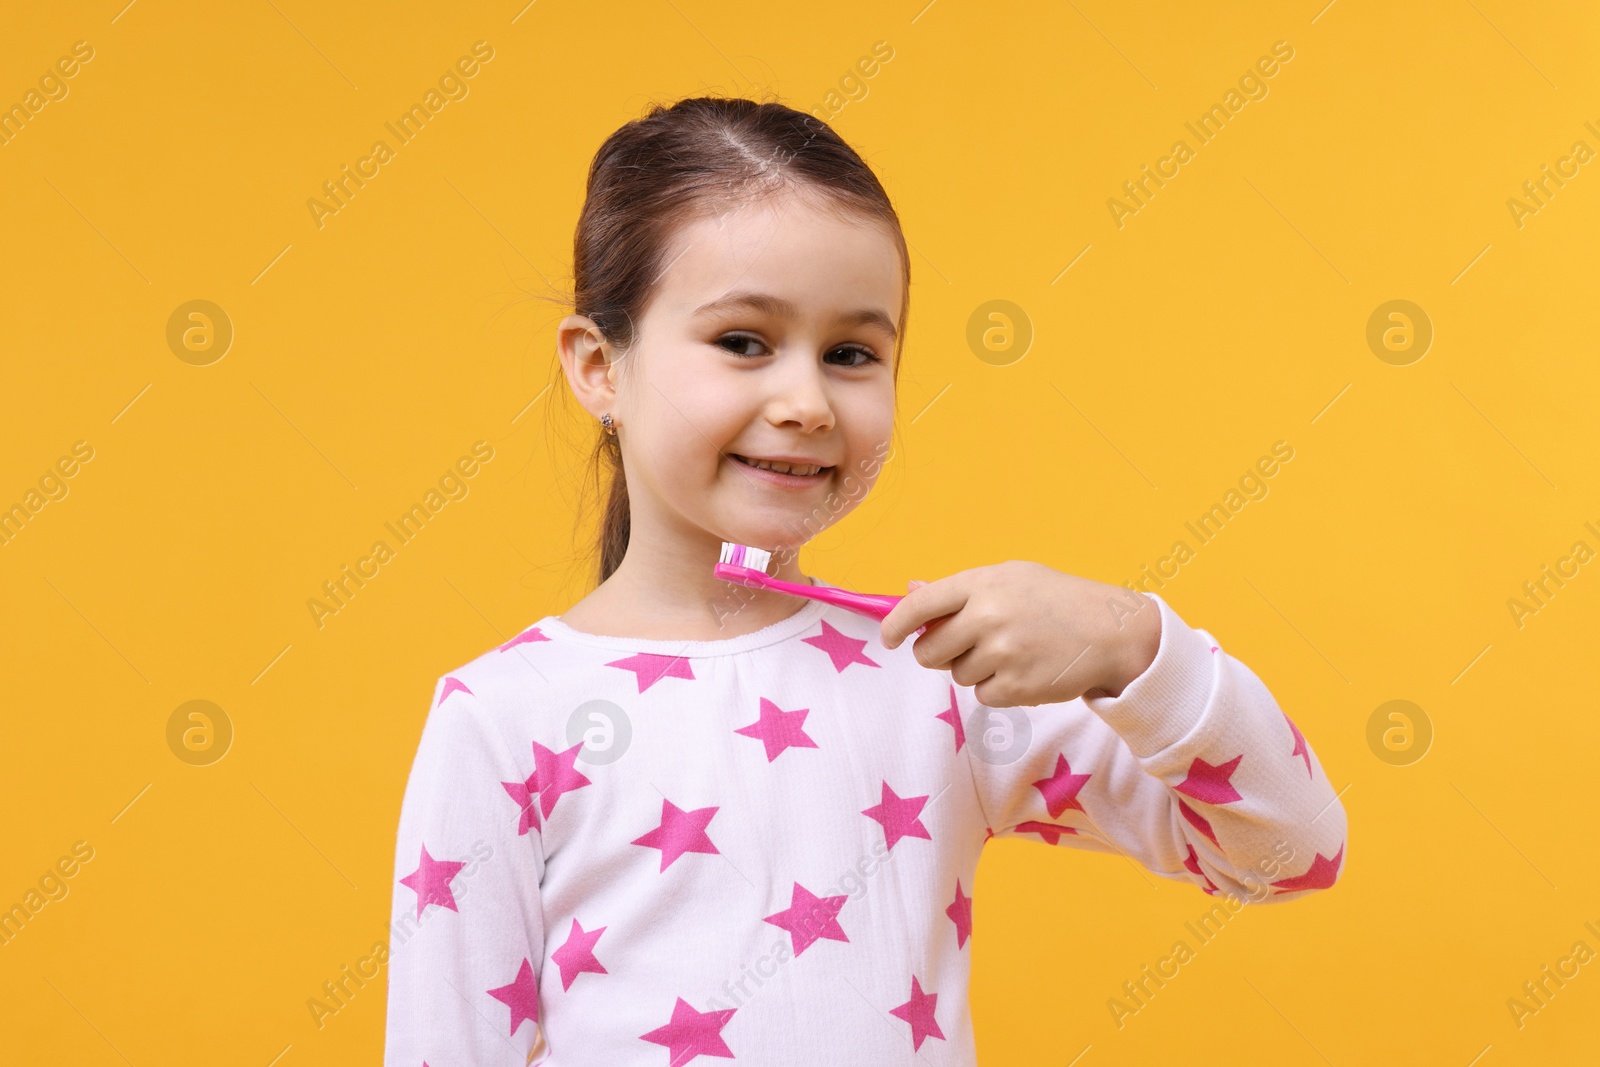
[826,345,882,367]
[717,334,768,358]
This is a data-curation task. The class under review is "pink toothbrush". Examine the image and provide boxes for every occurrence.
[714,541,926,630]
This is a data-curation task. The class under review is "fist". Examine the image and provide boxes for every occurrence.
[879,560,1161,708]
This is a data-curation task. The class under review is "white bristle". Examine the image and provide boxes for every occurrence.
[719,541,772,573]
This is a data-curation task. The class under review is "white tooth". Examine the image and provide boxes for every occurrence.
[745,456,820,475]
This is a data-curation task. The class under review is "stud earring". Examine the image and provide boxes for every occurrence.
[600,413,617,435]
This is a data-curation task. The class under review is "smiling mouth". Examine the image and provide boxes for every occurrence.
[730,454,832,478]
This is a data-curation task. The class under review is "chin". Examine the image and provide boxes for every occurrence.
[716,519,812,557]
[711,489,850,554]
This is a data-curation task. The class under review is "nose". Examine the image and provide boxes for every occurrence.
[764,350,835,433]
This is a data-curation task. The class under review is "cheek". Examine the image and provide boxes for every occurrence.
[831,406,893,504]
[637,371,745,477]
[643,414,721,488]
[842,389,896,457]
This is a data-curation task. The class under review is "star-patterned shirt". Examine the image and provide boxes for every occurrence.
[383,583,1346,1065]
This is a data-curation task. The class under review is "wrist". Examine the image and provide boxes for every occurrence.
[1092,594,1162,699]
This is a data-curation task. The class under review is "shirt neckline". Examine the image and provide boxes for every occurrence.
[535,577,837,657]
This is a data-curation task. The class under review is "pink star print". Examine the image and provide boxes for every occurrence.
[606,652,695,693]
[1284,712,1311,777]
[1175,755,1244,805]
[633,799,721,871]
[551,918,608,990]
[1271,844,1344,893]
[501,771,541,836]
[1015,820,1079,845]
[499,626,551,652]
[532,741,592,818]
[935,684,965,752]
[398,844,467,920]
[1182,842,1220,895]
[1032,754,1091,818]
[889,975,945,1051]
[640,997,736,1065]
[734,697,819,762]
[487,957,540,1035]
[1177,799,1218,846]
[862,781,931,851]
[946,880,972,949]
[802,619,881,673]
[764,882,849,956]
[438,676,472,705]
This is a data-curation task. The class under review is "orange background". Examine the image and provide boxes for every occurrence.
[2,1,1598,1064]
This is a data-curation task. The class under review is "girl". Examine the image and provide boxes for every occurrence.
[384,96,1346,1065]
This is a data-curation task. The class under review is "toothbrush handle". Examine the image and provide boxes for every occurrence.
[791,583,904,622]
[713,564,906,623]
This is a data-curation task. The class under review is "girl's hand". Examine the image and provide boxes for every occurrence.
[880,561,1162,708]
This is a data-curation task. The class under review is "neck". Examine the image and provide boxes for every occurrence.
[581,530,815,642]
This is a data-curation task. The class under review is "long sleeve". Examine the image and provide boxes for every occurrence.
[958,591,1346,903]
[384,673,548,1065]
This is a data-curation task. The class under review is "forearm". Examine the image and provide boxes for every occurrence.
[1080,593,1346,901]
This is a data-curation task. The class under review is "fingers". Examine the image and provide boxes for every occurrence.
[945,643,999,690]
[904,609,985,672]
[881,576,969,650]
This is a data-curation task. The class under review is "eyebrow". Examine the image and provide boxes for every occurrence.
[692,290,898,342]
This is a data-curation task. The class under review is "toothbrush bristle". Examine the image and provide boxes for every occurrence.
[719,541,772,573]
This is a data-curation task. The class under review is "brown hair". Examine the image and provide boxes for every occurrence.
[565,96,911,587]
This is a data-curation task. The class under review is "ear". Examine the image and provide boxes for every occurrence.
[556,314,621,419]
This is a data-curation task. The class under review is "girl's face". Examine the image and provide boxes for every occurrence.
[604,186,904,557]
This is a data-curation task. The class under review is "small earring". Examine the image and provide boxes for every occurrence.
[601,413,617,435]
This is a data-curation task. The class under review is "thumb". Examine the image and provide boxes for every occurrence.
[907,578,928,591]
